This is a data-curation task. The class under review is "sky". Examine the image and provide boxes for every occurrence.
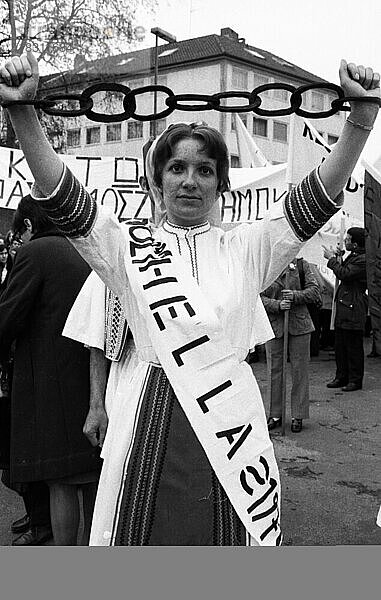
[135,0,381,164]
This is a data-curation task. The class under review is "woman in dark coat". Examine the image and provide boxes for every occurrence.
[0,195,101,545]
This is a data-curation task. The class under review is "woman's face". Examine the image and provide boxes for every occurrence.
[161,137,219,226]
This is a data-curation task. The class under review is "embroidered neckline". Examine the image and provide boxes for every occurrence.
[163,220,211,237]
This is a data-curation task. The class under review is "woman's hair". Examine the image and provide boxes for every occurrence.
[152,123,230,193]
[347,227,365,248]
[13,195,54,236]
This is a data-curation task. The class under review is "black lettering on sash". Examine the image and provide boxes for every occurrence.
[172,335,210,366]
[150,296,196,332]
[240,456,270,493]
[250,491,278,524]
[246,478,277,514]
[216,423,253,460]
[150,296,188,310]
[130,240,154,257]
[143,276,178,290]
[239,455,280,535]
[196,380,232,414]
[129,225,153,244]
[260,516,279,542]
[132,255,172,272]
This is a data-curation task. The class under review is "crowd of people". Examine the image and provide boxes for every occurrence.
[0,50,380,546]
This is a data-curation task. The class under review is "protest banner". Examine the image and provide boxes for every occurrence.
[0,147,150,220]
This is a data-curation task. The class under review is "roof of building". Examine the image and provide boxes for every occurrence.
[43,27,328,89]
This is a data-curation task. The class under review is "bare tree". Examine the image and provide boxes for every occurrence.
[0,0,157,146]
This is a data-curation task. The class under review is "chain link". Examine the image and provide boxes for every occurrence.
[3,81,380,122]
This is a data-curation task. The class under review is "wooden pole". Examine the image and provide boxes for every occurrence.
[281,267,290,436]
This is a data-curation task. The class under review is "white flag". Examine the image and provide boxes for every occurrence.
[235,114,269,168]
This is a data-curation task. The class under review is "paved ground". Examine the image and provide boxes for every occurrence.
[1,338,380,546]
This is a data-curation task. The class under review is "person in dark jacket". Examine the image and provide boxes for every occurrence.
[324,227,368,392]
[0,195,101,545]
[261,258,321,433]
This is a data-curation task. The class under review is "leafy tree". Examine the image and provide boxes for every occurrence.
[0,0,157,146]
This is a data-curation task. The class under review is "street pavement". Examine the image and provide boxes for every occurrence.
[0,338,380,546]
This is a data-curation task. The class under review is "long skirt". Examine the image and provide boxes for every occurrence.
[90,350,247,546]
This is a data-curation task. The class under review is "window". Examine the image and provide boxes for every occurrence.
[67,129,81,147]
[86,126,100,145]
[273,86,289,103]
[128,78,144,89]
[311,91,325,111]
[231,155,240,168]
[150,118,167,137]
[273,121,288,142]
[328,134,339,145]
[253,117,268,138]
[231,113,248,131]
[232,67,248,89]
[149,74,167,87]
[253,73,270,96]
[106,123,122,143]
[127,121,143,139]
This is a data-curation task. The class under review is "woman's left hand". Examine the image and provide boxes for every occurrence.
[339,60,380,124]
[339,60,380,97]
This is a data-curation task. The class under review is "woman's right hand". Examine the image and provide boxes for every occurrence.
[0,51,39,106]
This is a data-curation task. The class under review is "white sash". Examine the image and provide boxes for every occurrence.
[124,221,282,546]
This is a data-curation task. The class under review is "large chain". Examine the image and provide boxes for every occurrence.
[3,81,380,122]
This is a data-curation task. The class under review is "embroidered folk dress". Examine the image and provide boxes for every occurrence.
[33,166,342,546]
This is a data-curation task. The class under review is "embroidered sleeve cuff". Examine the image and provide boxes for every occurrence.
[31,165,98,238]
[284,168,344,242]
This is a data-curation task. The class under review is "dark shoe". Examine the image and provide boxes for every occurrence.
[367,351,380,358]
[342,383,362,392]
[327,379,347,388]
[267,417,282,431]
[12,525,53,546]
[291,418,303,433]
[11,514,30,534]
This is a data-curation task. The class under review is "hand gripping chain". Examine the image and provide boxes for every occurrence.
[3,81,380,122]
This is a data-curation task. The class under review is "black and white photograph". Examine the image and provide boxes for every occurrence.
[0,0,380,597]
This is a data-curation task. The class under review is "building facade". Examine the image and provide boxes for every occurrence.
[44,27,345,165]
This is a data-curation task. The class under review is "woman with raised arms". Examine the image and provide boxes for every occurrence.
[0,52,378,546]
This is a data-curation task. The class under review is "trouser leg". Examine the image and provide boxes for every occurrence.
[23,481,51,528]
[266,337,284,419]
[345,329,364,385]
[289,333,310,419]
[334,327,348,383]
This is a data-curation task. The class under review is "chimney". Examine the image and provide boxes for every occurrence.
[220,27,239,41]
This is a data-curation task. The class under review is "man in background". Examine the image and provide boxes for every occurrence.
[324,227,368,392]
